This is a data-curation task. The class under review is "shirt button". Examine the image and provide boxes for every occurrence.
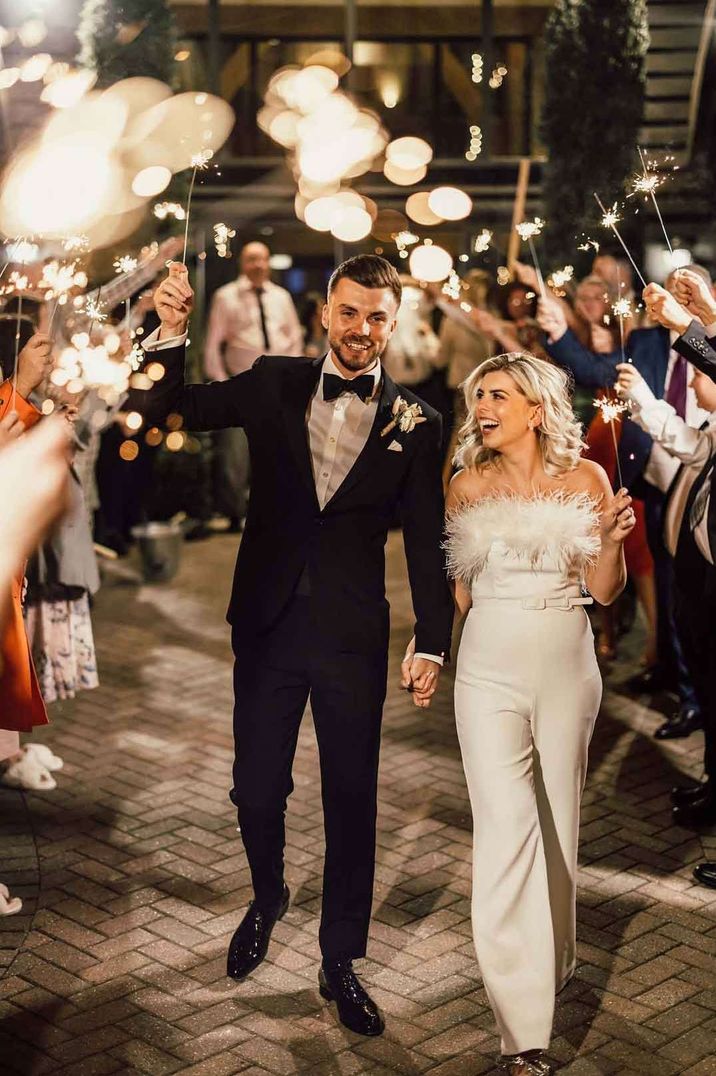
[329,437,336,443]
[322,471,328,477]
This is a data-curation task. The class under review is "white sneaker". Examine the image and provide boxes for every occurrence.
[25,743,64,772]
[1,751,57,791]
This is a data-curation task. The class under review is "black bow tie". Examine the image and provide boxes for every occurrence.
[323,372,376,403]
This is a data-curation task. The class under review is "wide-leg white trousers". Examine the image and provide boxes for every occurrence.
[455,602,602,1054]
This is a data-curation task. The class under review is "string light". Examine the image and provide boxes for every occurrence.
[465,125,482,161]
[471,53,483,84]
[474,229,492,254]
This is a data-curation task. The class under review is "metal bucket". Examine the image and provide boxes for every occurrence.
[131,521,184,583]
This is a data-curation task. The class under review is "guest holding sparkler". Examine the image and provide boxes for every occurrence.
[538,278,708,739]
[616,359,716,842]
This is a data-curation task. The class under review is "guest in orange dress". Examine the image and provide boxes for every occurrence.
[0,334,55,745]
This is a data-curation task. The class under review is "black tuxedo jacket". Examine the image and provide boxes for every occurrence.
[143,347,454,658]
[674,319,716,382]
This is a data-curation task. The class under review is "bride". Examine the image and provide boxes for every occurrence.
[444,352,634,1074]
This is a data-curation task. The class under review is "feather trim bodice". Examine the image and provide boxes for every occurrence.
[445,492,600,585]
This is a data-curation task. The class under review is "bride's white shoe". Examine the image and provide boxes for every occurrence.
[25,743,64,772]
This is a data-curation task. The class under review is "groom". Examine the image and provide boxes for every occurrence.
[143,254,454,1035]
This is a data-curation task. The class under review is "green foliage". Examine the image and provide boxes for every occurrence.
[541,0,650,263]
[77,0,177,87]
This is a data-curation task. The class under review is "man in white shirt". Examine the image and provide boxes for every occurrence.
[204,242,303,529]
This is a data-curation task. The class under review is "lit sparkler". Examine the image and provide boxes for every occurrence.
[182,150,214,263]
[593,395,630,489]
[593,192,646,289]
[442,271,462,300]
[114,254,138,274]
[548,265,574,290]
[474,228,492,254]
[62,234,89,253]
[516,217,546,300]
[632,147,673,257]
[9,272,29,408]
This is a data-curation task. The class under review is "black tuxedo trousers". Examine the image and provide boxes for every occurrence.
[230,594,388,961]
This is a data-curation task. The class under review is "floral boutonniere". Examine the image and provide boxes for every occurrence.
[380,396,427,438]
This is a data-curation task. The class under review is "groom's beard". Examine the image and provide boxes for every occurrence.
[329,333,384,373]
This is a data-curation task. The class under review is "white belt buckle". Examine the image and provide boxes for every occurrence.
[522,596,547,610]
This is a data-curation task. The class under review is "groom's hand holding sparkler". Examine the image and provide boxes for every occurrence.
[642,283,690,335]
[155,263,194,340]
[671,269,716,327]
[15,333,54,400]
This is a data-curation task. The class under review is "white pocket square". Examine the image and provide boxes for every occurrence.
[387,440,403,453]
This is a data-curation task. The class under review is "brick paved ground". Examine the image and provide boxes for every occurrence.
[1,532,715,1075]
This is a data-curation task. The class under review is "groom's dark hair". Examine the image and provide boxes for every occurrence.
[327,254,402,306]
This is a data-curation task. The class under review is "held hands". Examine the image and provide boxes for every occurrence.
[400,636,441,709]
[15,333,54,399]
[601,488,636,546]
[642,283,691,335]
[154,263,194,339]
[671,269,716,326]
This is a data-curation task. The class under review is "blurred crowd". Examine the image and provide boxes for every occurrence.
[2,236,716,916]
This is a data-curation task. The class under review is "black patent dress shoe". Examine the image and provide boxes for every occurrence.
[226,884,289,981]
[655,706,703,741]
[671,780,711,808]
[319,960,384,1036]
[693,862,716,889]
[672,793,716,829]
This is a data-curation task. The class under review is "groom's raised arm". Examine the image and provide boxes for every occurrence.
[139,264,262,431]
[400,412,454,662]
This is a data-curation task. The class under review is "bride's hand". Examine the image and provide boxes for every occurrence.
[601,488,636,545]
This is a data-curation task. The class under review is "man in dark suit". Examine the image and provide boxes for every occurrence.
[141,255,454,1036]
[538,286,706,736]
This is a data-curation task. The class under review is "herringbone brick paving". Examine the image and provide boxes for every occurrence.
[1,532,715,1075]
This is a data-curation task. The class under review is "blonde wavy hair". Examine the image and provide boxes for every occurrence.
[454,352,586,476]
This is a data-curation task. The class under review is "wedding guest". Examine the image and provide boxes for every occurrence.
[538,278,708,738]
[299,291,328,358]
[616,360,716,837]
[645,272,716,383]
[0,415,70,912]
[204,241,303,532]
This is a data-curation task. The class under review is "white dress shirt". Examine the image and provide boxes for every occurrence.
[642,334,710,490]
[203,276,303,379]
[628,377,715,563]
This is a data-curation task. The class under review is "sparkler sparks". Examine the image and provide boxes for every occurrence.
[62,234,89,253]
[577,237,600,253]
[154,201,186,221]
[442,271,462,300]
[84,296,107,325]
[474,228,492,253]
[40,260,80,302]
[516,218,546,299]
[548,265,574,289]
[114,254,138,274]
[593,395,630,489]
[594,396,629,425]
[593,192,646,289]
[612,296,633,320]
[191,149,213,169]
[516,217,544,241]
